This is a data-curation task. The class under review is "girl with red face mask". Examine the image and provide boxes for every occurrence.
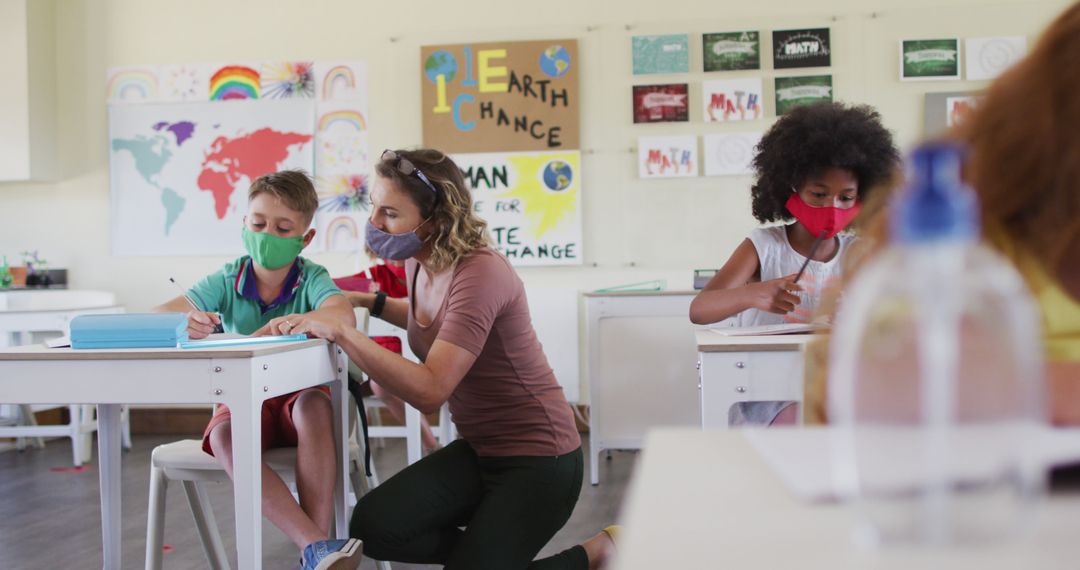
[689,101,899,424]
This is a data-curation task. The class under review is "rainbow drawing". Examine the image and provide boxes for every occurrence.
[318,110,367,132]
[209,65,261,100]
[106,68,159,102]
[322,65,357,99]
[325,215,360,250]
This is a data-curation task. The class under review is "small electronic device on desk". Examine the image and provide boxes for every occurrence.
[693,269,717,290]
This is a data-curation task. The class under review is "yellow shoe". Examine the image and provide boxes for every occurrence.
[601,524,621,546]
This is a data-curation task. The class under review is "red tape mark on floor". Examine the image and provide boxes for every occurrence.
[162,544,174,553]
[49,465,93,473]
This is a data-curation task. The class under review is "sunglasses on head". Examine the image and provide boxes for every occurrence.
[382,149,439,196]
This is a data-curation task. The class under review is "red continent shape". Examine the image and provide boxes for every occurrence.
[198,128,312,219]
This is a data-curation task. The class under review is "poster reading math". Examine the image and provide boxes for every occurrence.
[421,40,579,153]
[454,152,583,266]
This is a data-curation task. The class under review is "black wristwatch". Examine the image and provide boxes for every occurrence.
[370,290,388,319]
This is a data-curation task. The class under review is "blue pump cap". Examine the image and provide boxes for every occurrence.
[890,141,980,244]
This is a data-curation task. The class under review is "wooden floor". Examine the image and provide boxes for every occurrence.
[0,434,636,569]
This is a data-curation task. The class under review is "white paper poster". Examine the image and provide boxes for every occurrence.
[314,62,369,103]
[454,151,583,266]
[313,99,370,253]
[106,66,160,104]
[703,132,762,176]
[638,136,698,179]
[157,64,211,102]
[109,100,315,255]
[965,36,1027,81]
[702,78,764,122]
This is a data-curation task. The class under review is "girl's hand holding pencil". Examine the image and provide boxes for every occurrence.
[750,274,803,315]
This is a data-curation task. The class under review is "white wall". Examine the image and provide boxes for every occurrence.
[0,0,1069,309]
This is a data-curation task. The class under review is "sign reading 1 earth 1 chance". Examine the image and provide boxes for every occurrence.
[421,40,579,153]
[421,40,583,266]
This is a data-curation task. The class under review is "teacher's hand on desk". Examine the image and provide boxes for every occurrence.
[287,314,349,343]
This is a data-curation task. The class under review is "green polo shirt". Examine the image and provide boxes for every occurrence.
[187,256,342,335]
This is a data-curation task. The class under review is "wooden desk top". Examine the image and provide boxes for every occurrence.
[696,329,818,352]
[0,339,327,360]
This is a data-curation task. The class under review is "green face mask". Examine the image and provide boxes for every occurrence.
[242,227,306,269]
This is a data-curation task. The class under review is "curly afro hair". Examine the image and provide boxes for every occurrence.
[750,102,899,224]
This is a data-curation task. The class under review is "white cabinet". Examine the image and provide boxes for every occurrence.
[696,331,812,428]
[0,0,56,182]
[584,291,701,484]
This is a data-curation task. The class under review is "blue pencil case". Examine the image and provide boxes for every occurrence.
[70,313,189,349]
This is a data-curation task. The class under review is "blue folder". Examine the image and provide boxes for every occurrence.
[70,313,189,349]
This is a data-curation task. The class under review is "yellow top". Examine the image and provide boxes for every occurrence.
[990,230,1080,362]
[801,229,1080,425]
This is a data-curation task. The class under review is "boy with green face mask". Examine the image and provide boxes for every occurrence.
[153,170,363,570]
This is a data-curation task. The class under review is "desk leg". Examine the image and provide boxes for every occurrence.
[589,431,600,486]
[330,344,348,539]
[230,397,262,570]
[97,404,122,570]
[405,404,422,466]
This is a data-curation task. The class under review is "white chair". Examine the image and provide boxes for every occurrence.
[0,404,130,465]
[144,393,390,570]
[362,316,455,465]
[0,289,130,464]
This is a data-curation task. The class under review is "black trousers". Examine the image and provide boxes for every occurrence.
[350,439,588,570]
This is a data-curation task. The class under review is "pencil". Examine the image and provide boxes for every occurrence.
[793,232,827,284]
[169,277,201,311]
[170,277,224,333]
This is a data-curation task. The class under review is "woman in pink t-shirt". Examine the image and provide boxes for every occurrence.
[292,149,615,569]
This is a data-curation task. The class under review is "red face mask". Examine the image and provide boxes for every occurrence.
[785,191,861,239]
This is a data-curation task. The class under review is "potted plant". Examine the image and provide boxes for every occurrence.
[22,251,51,288]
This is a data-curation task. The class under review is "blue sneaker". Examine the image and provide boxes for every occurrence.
[300,538,363,570]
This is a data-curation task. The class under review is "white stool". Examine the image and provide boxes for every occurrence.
[144,395,391,570]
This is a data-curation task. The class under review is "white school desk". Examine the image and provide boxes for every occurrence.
[613,428,1080,570]
[0,339,350,570]
[0,289,123,347]
[696,330,816,427]
[584,291,702,485]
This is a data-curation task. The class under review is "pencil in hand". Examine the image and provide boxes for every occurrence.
[793,231,827,284]
[170,277,224,334]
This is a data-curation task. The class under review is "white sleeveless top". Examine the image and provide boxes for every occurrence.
[737,225,855,327]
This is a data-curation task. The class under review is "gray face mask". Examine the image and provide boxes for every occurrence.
[365,218,429,261]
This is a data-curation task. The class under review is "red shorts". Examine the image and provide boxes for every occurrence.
[371,335,402,353]
[201,386,331,456]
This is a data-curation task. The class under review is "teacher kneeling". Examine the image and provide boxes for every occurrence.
[292,148,614,570]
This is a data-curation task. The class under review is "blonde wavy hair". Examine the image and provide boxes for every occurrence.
[375,149,491,272]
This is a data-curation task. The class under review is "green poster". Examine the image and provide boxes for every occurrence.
[703,31,760,71]
[774,75,833,115]
[632,34,690,75]
[901,39,960,80]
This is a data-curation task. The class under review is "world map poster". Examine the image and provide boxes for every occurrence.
[108,100,314,255]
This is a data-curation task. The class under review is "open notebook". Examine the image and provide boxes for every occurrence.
[708,323,828,336]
